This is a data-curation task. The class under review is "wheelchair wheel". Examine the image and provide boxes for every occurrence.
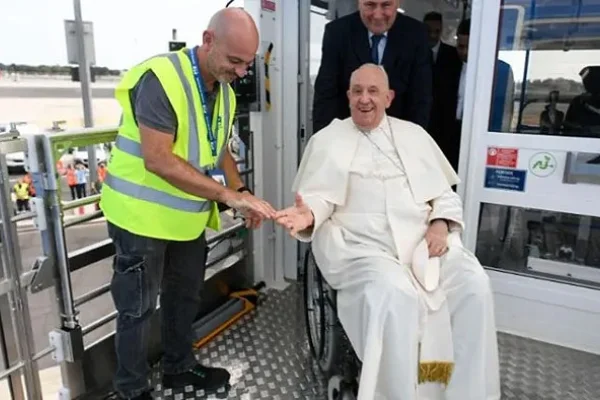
[328,375,357,400]
[303,246,345,376]
[303,246,326,360]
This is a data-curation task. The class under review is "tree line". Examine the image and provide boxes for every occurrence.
[525,77,584,94]
[0,63,121,76]
[2,64,588,94]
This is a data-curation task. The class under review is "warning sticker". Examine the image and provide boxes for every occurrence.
[261,0,276,12]
[486,147,518,168]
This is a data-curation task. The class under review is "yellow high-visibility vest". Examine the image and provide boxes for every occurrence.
[100,49,236,240]
[14,183,30,200]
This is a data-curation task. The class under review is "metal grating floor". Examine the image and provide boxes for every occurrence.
[147,283,600,400]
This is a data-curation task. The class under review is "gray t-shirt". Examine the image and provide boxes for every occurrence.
[130,67,218,141]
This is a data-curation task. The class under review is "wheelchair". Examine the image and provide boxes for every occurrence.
[302,245,361,400]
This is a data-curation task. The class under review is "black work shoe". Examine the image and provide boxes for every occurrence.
[130,393,153,400]
[162,364,230,391]
[112,391,153,400]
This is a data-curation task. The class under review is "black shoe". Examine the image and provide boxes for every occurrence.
[162,364,230,391]
[111,391,153,400]
[129,393,152,400]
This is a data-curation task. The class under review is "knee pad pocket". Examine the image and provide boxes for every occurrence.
[111,254,152,319]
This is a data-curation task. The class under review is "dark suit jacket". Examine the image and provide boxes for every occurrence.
[312,12,433,133]
[428,42,462,168]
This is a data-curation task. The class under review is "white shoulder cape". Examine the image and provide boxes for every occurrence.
[292,116,460,205]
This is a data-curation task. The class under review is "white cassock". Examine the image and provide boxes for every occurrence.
[292,116,501,400]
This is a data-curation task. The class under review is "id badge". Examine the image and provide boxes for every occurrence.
[207,168,226,186]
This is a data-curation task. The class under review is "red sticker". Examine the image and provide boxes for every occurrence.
[487,147,518,168]
[261,0,276,11]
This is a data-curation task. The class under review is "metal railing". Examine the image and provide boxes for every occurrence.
[0,136,40,400]
[0,125,255,399]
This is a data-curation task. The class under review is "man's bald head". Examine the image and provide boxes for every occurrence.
[201,7,259,84]
[350,63,390,90]
[207,7,259,43]
[347,63,394,130]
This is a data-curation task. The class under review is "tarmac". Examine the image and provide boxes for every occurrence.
[0,76,117,99]
[0,76,121,128]
[0,85,115,99]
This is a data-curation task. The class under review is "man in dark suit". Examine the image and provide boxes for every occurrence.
[312,0,432,133]
[423,12,462,169]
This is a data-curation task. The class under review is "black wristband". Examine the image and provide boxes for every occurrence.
[237,186,252,194]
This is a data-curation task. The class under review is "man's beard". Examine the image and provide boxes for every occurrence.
[216,72,235,83]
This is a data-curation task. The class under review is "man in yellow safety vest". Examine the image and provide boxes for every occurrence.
[13,178,30,213]
[99,8,275,400]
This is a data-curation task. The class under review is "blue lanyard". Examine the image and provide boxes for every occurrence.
[188,48,218,157]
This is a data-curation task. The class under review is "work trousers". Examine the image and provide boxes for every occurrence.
[107,221,208,398]
[16,199,30,212]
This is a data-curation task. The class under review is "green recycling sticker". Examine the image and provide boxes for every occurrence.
[528,152,557,177]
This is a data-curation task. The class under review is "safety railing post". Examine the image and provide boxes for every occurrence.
[39,136,79,328]
[0,139,43,399]
[30,133,86,399]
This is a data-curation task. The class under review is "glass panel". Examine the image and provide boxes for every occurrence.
[38,354,62,399]
[0,317,14,400]
[476,202,600,288]
[490,0,600,138]
[18,226,62,358]
[0,294,26,400]
[0,379,11,399]
[0,375,24,400]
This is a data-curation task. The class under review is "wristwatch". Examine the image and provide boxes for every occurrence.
[237,186,252,194]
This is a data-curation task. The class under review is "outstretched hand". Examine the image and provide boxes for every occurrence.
[224,190,276,229]
[274,193,314,236]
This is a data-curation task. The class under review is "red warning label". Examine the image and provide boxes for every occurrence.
[261,0,276,11]
[486,147,518,168]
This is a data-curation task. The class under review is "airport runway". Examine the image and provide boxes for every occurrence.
[0,86,115,99]
[0,77,117,100]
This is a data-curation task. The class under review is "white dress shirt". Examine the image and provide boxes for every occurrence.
[431,41,441,63]
[456,62,467,120]
[368,31,388,65]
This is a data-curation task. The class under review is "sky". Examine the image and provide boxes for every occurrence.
[1,0,599,82]
[0,0,248,69]
[0,0,330,71]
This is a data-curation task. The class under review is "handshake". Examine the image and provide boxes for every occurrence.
[223,190,314,235]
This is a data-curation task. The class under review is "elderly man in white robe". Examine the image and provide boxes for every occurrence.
[275,64,501,400]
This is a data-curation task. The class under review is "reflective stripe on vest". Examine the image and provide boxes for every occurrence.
[113,134,212,173]
[113,52,231,172]
[103,172,211,213]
